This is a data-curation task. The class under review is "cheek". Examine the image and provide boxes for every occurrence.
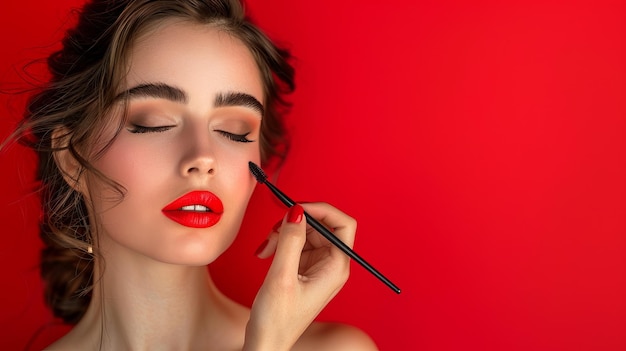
[220,144,259,198]
[214,144,259,228]
[89,137,173,206]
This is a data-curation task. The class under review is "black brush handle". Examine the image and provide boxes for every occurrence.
[263,180,401,294]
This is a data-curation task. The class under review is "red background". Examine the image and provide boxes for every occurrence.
[1,1,625,350]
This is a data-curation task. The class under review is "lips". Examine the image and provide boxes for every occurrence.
[162,191,224,228]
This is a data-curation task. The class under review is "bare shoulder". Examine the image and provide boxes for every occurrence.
[294,321,379,351]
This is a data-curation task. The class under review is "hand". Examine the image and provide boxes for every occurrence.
[243,202,356,351]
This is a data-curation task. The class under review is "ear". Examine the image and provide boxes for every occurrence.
[51,127,86,194]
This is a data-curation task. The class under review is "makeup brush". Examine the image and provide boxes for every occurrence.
[248,161,401,294]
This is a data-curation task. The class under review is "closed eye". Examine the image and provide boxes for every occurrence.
[216,130,254,143]
[128,124,175,133]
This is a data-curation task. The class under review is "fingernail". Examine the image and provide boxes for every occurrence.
[272,220,282,232]
[287,204,304,223]
[255,239,269,256]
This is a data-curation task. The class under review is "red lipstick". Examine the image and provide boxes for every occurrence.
[162,191,224,228]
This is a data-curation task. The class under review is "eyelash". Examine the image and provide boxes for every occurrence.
[129,124,174,134]
[217,130,253,143]
[129,125,253,143]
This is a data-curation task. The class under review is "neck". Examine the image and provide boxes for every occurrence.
[71,248,245,350]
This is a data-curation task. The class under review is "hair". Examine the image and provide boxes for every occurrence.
[10,0,295,325]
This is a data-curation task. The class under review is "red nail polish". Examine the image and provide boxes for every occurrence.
[255,239,269,256]
[287,204,304,223]
[272,220,282,232]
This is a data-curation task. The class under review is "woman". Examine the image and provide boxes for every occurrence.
[9,0,377,349]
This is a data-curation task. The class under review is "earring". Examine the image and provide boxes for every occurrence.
[78,215,92,254]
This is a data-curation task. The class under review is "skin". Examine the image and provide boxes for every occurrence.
[48,20,378,350]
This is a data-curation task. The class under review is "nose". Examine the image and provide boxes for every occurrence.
[184,159,215,175]
[179,128,216,177]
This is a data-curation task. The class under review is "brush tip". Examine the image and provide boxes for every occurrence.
[248,161,267,183]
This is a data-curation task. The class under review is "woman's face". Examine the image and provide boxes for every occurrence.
[85,21,264,266]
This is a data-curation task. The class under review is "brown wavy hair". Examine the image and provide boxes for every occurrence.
[9,0,294,325]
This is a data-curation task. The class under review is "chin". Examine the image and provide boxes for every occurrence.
[154,248,227,267]
[158,230,237,266]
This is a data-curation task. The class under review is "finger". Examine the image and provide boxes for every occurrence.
[255,230,279,259]
[271,218,283,233]
[300,202,357,248]
[300,203,357,270]
[266,204,306,279]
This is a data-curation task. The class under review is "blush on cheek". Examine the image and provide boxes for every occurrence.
[96,133,166,179]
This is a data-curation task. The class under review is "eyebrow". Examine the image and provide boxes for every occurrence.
[116,83,188,103]
[215,91,264,116]
[115,83,264,116]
